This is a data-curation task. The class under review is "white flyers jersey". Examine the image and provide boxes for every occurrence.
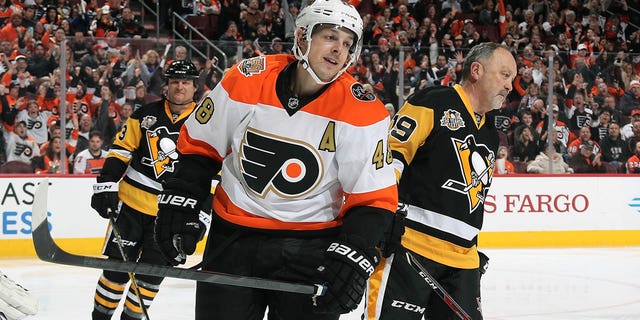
[16,110,51,145]
[178,54,397,232]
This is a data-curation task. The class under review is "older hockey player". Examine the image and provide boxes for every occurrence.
[0,270,37,320]
[367,42,517,320]
[89,60,200,320]
[153,0,398,319]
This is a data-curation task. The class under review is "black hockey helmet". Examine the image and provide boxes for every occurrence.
[164,60,199,80]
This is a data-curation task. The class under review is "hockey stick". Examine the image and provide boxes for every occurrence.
[31,181,326,297]
[107,207,151,320]
[405,251,472,320]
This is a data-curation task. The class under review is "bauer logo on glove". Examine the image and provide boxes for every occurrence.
[326,242,377,276]
[157,194,198,209]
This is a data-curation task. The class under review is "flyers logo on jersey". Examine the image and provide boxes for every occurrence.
[238,56,266,77]
[440,109,466,131]
[442,135,495,212]
[14,143,32,156]
[239,128,323,199]
[27,119,43,129]
[141,126,180,178]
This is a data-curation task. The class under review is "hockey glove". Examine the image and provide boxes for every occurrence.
[479,251,490,277]
[91,182,120,219]
[154,190,206,266]
[382,202,408,258]
[313,239,380,314]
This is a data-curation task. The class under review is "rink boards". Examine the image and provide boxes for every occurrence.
[1,175,640,257]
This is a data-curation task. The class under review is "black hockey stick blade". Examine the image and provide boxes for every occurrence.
[31,181,326,297]
[405,251,472,320]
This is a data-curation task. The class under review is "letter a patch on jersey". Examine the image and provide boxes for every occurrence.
[239,128,323,199]
[141,126,180,178]
[442,135,495,212]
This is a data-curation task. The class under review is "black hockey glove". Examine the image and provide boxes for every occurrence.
[313,238,380,314]
[154,190,206,266]
[382,203,408,258]
[479,251,490,278]
[91,182,119,219]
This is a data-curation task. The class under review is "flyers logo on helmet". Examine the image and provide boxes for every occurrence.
[239,128,323,199]
[141,126,180,178]
[442,135,495,212]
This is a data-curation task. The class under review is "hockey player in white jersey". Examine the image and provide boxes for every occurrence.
[153,0,398,319]
[0,270,37,320]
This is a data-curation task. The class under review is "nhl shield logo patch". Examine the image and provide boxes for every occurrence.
[440,109,465,131]
[238,56,266,77]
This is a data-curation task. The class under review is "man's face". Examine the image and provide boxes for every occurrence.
[14,123,26,137]
[1,41,11,53]
[608,123,620,138]
[11,15,22,27]
[632,121,640,136]
[476,48,517,112]
[122,8,133,22]
[175,48,187,60]
[167,79,195,105]
[27,102,39,114]
[35,45,45,57]
[302,25,355,82]
[579,127,591,140]
[121,104,133,118]
[25,8,35,18]
[89,136,103,152]
[80,115,92,132]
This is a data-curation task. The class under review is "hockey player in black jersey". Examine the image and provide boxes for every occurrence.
[367,42,517,320]
[89,60,201,320]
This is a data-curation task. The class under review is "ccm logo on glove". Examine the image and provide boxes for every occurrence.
[93,183,118,193]
[326,242,376,276]
[158,194,198,209]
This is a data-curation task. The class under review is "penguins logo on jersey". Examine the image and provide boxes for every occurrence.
[141,126,179,178]
[442,135,495,212]
[350,82,376,102]
[239,128,323,199]
[238,56,266,77]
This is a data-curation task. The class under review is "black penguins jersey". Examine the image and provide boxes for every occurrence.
[103,100,196,215]
[389,84,498,269]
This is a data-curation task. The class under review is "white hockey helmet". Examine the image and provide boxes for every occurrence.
[293,0,363,84]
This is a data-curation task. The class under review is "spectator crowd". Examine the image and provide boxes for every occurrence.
[0,0,639,174]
